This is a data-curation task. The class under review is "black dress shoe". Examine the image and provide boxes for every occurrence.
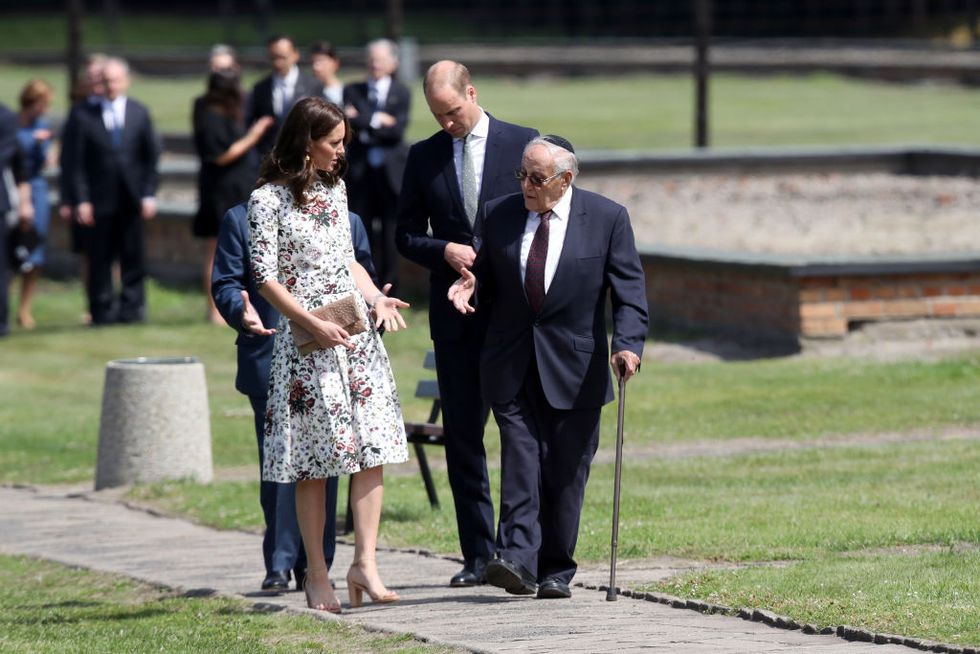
[261,570,290,592]
[484,558,537,595]
[536,578,571,599]
[449,557,488,587]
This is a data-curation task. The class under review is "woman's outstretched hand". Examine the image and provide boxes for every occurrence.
[373,294,410,333]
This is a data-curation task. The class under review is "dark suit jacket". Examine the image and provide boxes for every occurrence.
[343,78,411,192]
[66,97,159,216]
[248,70,323,157]
[0,103,20,213]
[212,202,376,397]
[396,115,538,341]
[475,189,648,410]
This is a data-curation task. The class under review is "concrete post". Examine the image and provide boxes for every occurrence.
[95,357,213,490]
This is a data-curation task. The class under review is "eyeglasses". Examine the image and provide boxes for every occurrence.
[514,169,562,187]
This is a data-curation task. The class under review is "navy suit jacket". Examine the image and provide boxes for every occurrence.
[66,97,159,216]
[248,70,323,157]
[343,79,411,192]
[475,188,648,410]
[211,202,376,397]
[395,115,538,341]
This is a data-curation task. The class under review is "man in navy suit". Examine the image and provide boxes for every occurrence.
[449,136,648,599]
[344,38,412,291]
[396,60,538,587]
[211,201,377,592]
[66,57,160,325]
[249,35,323,159]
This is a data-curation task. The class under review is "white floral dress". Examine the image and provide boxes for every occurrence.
[248,180,408,482]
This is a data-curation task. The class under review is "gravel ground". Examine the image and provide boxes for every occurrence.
[581,171,980,256]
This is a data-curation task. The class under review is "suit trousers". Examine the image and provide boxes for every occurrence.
[349,165,398,290]
[433,332,495,565]
[87,204,146,324]
[250,396,338,576]
[0,223,7,335]
[492,357,601,585]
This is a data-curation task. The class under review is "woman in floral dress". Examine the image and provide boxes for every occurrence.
[248,97,409,613]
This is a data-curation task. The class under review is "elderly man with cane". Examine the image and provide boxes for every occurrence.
[449,135,647,598]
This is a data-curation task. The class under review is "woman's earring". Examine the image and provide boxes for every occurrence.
[305,154,311,162]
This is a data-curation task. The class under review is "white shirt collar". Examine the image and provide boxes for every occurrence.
[455,109,489,143]
[539,184,573,222]
[276,66,299,87]
[371,75,392,93]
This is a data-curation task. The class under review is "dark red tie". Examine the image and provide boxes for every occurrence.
[524,210,552,314]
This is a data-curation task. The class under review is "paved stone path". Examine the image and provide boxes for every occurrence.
[0,485,915,653]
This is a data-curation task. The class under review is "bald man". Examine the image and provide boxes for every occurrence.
[396,60,538,587]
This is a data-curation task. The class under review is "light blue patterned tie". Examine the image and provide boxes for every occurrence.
[461,134,478,226]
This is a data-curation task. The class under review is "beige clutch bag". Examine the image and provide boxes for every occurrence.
[290,294,368,356]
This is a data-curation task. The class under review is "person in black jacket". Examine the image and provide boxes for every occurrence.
[66,57,160,325]
[248,35,322,160]
[396,60,537,587]
[344,39,411,291]
[193,69,274,324]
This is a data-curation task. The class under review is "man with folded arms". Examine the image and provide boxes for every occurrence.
[448,135,647,598]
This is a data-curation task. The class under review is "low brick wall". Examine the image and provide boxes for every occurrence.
[644,247,980,340]
[798,272,980,337]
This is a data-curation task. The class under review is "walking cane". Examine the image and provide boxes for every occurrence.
[606,360,630,601]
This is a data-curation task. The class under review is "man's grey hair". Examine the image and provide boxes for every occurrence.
[104,56,130,76]
[367,38,399,62]
[210,43,236,59]
[525,137,578,181]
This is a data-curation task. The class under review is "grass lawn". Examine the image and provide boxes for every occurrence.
[3,64,980,149]
[0,555,455,653]
[3,281,980,647]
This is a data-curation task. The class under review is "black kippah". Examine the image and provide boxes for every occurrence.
[541,134,574,154]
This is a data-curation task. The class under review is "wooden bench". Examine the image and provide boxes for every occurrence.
[344,351,444,532]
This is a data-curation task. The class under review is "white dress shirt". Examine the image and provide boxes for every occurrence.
[453,109,488,203]
[520,186,574,293]
[272,66,299,117]
[367,76,392,127]
[102,96,127,134]
[323,83,344,106]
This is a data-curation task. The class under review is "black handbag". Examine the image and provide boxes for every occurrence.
[7,224,41,273]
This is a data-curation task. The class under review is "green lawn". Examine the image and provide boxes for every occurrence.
[0,555,455,654]
[4,64,980,149]
[3,281,980,648]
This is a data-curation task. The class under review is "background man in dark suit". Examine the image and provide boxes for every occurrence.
[449,136,648,599]
[68,57,159,325]
[211,201,378,592]
[344,38,411,290]
[396,60,537,587]
[0,102,33,336]
[249,35,322,159]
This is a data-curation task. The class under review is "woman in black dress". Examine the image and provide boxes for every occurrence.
[192,69,274,323]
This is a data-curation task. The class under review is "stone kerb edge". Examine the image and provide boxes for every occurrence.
[576,581,978,654]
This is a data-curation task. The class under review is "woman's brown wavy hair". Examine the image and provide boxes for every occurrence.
[256,97,351,205]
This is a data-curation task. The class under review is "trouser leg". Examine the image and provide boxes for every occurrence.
[433,337,495,564]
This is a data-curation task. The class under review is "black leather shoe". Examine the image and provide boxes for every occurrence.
[449,557,488,587]
[484,558,536,595]
[261,570,290,592]
[536,578,571,599]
